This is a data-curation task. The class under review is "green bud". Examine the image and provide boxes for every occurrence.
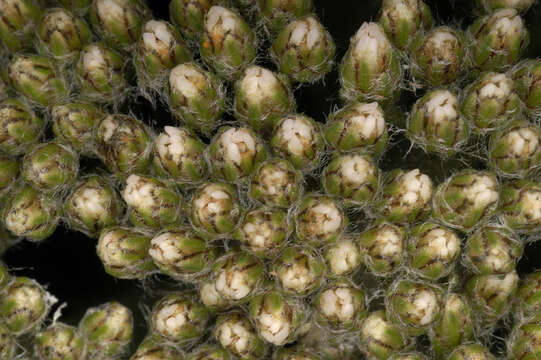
[257,0,313,37]
[512,59,541,115]
[323,152,380,207]
[189,182,241,237]
[428,293,476,358]
[214,312,267,360]
[295,194,347,247]
[52,102,104,156]
[499,179,541,234]
[508,320,541,360]
[407,222,461,280]
[270,14,335,83]
[150,292,210,346]
[22,142,79,194]
[358,221,406,276]
[0,321,15,360]
[410,26,466,87]
[59,0,92,15]
[234,207,291,257]
[0,98,44,155]
[79,301,133,360]
[324,102,389,155]
[7,55,69,107]
[251,290,310,347]
[464,225,522,274]
[153,126,207,185]
[0,0,42,52]
[3,185,59,242]
[273,245,326,296]
[468,8,529,73]
[477,0,536,13]
[272,345,321,360]
[379,0,433,50]
[168,62,226,137]
[0,154,19,198]
[339,22,402,104]
[298,328,360,360]
[35,323,86,360]
[149,227,217,282]
[488,120,541,177]
[517,271,541,318]
[270,114,324,171]
[134,20,191,89]
[248,158,302,208]
[186,343,231,360]
[97,226,155,279]
[447,344,495,360]
[169,0,219,42]
[432,169,500,232]
[359,310,414,360]
[375,169,433,223]
[64,175,124,238]
[36,8,91,63]
[75,43,128,104]
[130,336,184,360]
[323,237,361,278]
[95,114,153,177]
[0,277,51,336]
[200,6,256,80]
[212,251,265,304]
[462,72,522,132]
[389,353,428,360]
[89,0,151,50]
[234,65,296,134]
[314,280,366,332]
[465,270,519,323]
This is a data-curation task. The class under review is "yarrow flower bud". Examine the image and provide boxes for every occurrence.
[34,323,86,360]
[257,0,313,37]
[249,158,302,208]
[512,59,541,115]
[169,0,218,42]
[447,343,496,360]
[323,237,361,278]
[130,337,185,360]
[214,312,267,359]
[0,98,44,156]
[0,0,42,52]
[499,179,541,235]
[358,221,406,276]
[476,0,536,13]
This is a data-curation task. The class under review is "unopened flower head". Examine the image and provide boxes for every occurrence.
[89,0,151,50]
[488,121,541,177]
[249,158,302,208]
[122,174,183,229]
[379,0,433,50]
[3,185,59,242]
[75,42,128,104]
[0,98,44,156]
[464,225,523,274]
[97,226,155,279]
[407,222,461,280]
[273,245,326,296]
[34,323,86,360]
[468,8,529,72]
[52,102,105,156]
[512,59,541,115]
[408,90,469,155]
[234,66,296,134]
[36,7,92,62]
[507,319,541,360]
[476,0,536,13]
[79,301,133,360]
[385,279,443,335]
[190,182,241,237]
[169,0,219,41]
[270,114,324,171]
[186,343,231,360]
[64,175,124,238]
[0,277,51,336]
[200,6,256,80]
[0,0,42,51]
[516,270,541,318]
[499,179,541,234]
[429,293,476,358]
[168,62,225,136]
[130,336,184,360]
[153,126,207,184]
[432,169,500,232]
[7,55,69,107]
[22,141,79,194]
[134,20,191,87]
[271,14,335,83]
[150,292,210,346]
[257,0,313,37]
[447,343,496,360]
[199,279,229,312]
[325,102,388,155]
[149,227,217,282]
[214,312,267,360]
[339,22,402,104]
[295,194,346,246]
[462,72,522,132]
[235,207,291,257]
[95,114,153,177]
[324,237,361,278]
[358,222,406,276]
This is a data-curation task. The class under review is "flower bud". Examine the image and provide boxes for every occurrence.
[447,344,496,360]
[476,0,536,13]
[130,336,184,360]
[0,321,15,360]
[507,319,541,360]
[323,237,361,278]
[516,271,541,318]
[59,0,92,15]
[358,221,406,276]
[0,0,42,51]
[272,345,320,360]
[499,179,541,235]
[169,0,219,42]
[214,312,267,359]
[199,279,229,312]
[257,0,313,37]
[0,98,44,155]
[186,343,231,360]
[512,59,541,115]
[35,323,86,360]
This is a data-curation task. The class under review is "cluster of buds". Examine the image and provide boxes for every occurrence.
[0,0,42,52]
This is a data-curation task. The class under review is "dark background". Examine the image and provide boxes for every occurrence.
[4,0,541,354]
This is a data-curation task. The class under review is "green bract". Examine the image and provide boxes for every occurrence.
[169,0,217,42]
[0,154,19,198]
[200,6,256,80]
[272,345,320,360]
[270,14,335,83]
[34,323,86,360]
[97,226,155,279]
[130,337,184,360]
[0,321,15,360]
[59,0,92,14]
[214,312,267,360]
[516,271,541,317]
[0,0,42,52]
[447,344,495,360]
[79,301,133,360]
[499,179,541,235]
[257,0,313,38]
[512,59,541,115]
[0,98,43,155]
[186,343,231,360]
[358,221,406,276]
